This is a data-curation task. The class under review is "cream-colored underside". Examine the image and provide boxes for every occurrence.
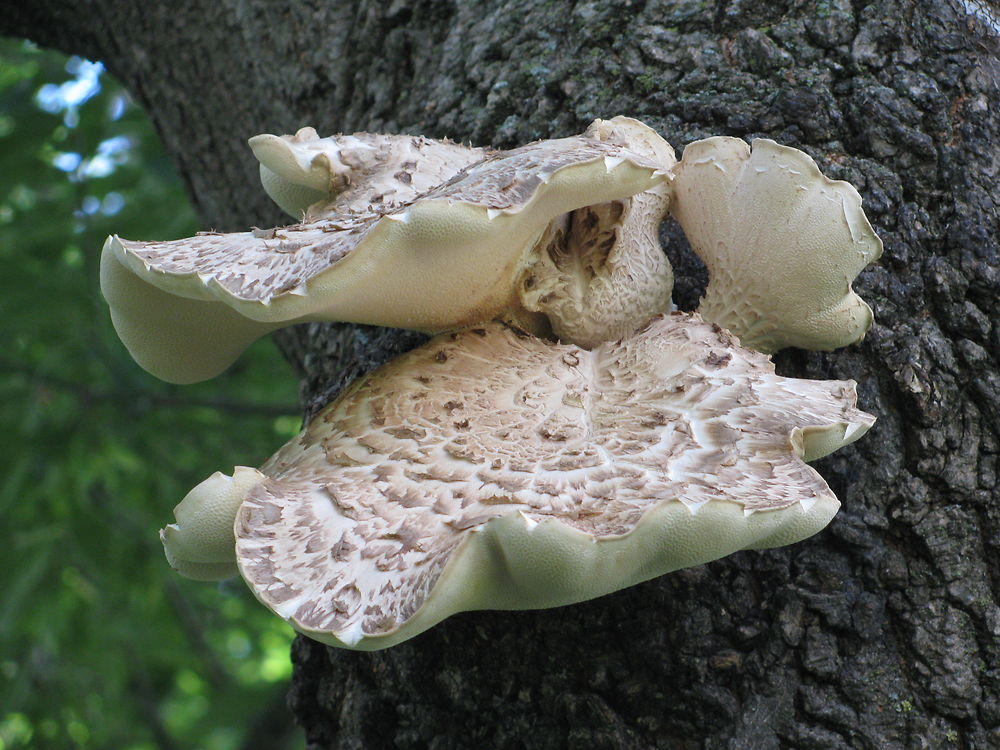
[673,137,883,353]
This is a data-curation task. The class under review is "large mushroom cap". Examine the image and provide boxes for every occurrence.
[671,137,883,353]
[102,130,667,384]
[189,312,875,650]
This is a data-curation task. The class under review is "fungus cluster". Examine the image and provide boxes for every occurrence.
[102,117,881,650]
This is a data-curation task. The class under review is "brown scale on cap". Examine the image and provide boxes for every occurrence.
[249,127,490,218]
[101,122,671,384]
[213,313,875,650]
[115,216,372,302]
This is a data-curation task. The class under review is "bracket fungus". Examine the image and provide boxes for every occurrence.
[100,118,674,384]
[161,313,874,650]
[103,116,883,650]
[671,137,883,353]
[101,119,882,383]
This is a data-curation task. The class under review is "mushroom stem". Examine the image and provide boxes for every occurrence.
[520,116,677,348]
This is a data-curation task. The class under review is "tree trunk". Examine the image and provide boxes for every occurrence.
[6,0,999,746]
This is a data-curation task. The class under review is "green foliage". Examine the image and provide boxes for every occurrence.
[0,38,303,750]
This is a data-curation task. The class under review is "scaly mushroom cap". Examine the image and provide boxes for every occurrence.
[101,131,667,384]
[520,116,677,348]
[671,137,883,353]
[249,126,488,218]
[165,313,873,649]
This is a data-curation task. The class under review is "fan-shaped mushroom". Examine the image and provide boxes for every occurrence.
[102,121,672,384]
[161,313,874,650]
[671,137,883,353]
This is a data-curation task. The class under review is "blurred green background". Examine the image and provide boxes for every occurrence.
[0,38,305,749]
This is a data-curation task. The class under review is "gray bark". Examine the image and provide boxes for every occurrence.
[5,0,999,747]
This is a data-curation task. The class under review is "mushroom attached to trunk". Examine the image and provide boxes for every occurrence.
[161,312,874,650]
[101,122,672,384]
[671,137,883,353]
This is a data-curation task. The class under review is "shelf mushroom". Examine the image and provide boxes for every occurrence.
[101,118,676,384]
[252,117,678,350]
[161,313,874,650]
[672,137,883,353]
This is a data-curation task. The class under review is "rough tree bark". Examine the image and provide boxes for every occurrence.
[6,0,999,747]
